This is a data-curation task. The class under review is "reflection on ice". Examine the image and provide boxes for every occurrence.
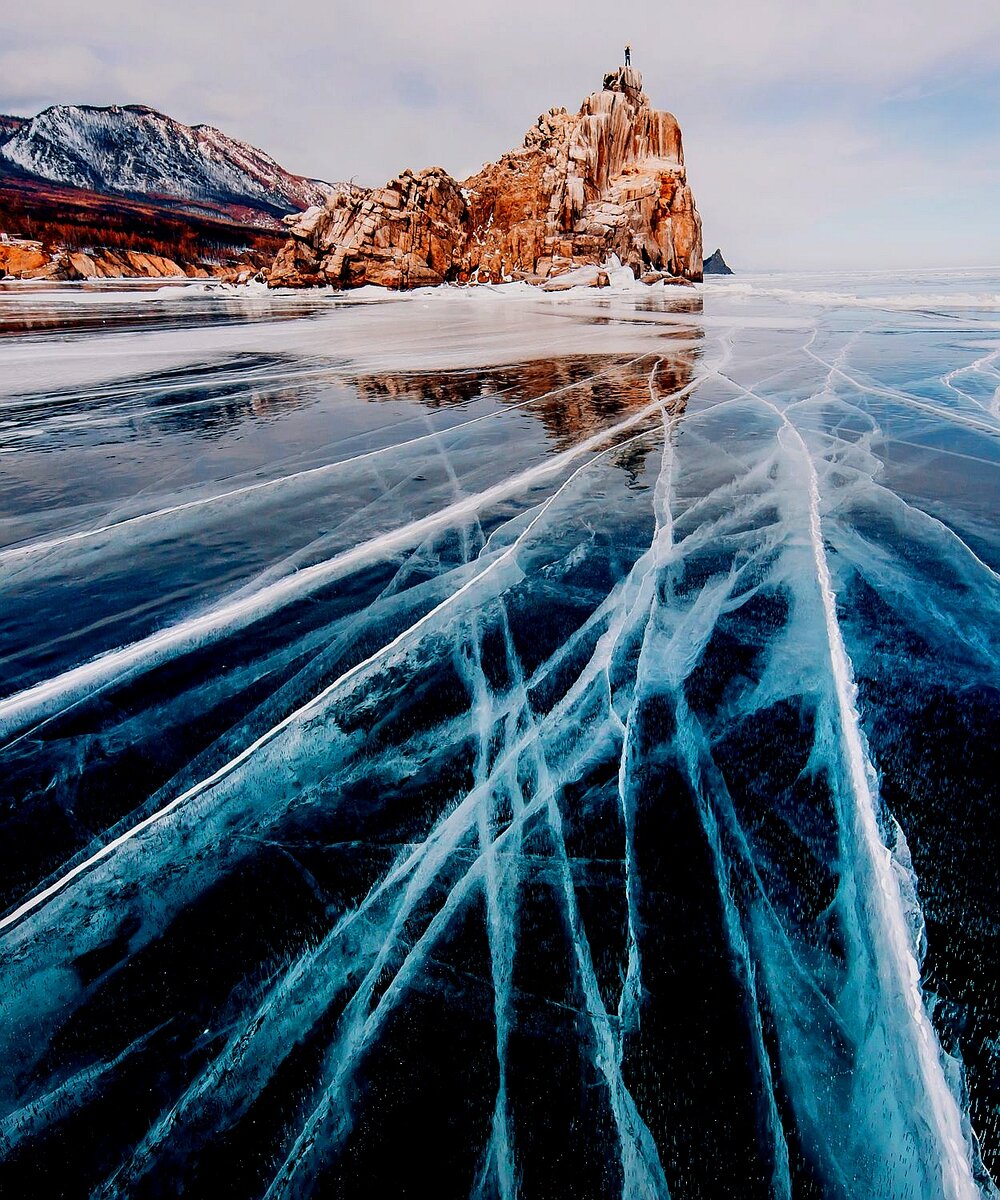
[0,271,998,1198]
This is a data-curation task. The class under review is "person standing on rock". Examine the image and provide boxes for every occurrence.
[624,43,631,66]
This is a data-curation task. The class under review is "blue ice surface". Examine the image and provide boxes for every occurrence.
[0,270,998,1199]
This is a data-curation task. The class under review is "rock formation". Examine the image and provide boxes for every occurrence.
[703,248,733,275]
[269,66,702,289]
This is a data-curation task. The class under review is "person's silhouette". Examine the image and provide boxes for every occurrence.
[624,43,631,67]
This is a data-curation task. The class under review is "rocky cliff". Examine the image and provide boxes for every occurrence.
[269,66,702,289]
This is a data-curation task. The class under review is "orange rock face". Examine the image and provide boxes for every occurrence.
[0,239,255,282]
[0,242,49,278]
[269,66,702,289]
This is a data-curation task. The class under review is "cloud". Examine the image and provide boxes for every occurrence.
[0,44,106,110]
[2,0,998,268]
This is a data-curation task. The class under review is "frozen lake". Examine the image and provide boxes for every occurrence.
[1,270,998,1198]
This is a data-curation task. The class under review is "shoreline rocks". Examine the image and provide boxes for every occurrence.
[0,236,263,283]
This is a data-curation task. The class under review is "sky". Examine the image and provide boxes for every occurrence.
[2,0,999,270]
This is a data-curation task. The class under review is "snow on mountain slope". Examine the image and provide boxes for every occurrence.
[0,104,332,216]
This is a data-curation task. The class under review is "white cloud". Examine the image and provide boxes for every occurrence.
[0,44,106,109]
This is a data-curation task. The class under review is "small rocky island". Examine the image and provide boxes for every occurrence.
[703,248,734,274]
[269,66,703,289]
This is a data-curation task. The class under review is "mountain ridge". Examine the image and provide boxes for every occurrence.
[0,102,339,281]
[0,102,334,225]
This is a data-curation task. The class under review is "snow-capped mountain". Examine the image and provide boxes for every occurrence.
[0,104,332,217]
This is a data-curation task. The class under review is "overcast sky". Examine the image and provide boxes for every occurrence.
[3,0,999,269]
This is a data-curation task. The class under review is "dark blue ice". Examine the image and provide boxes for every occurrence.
[0,272,998,1199]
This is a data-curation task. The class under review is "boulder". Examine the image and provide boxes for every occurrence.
[124,251,185,277]
[67,251,97,278]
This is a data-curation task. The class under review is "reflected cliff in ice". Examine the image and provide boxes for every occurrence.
[0,273,998,1199]
[350,350,697,450]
